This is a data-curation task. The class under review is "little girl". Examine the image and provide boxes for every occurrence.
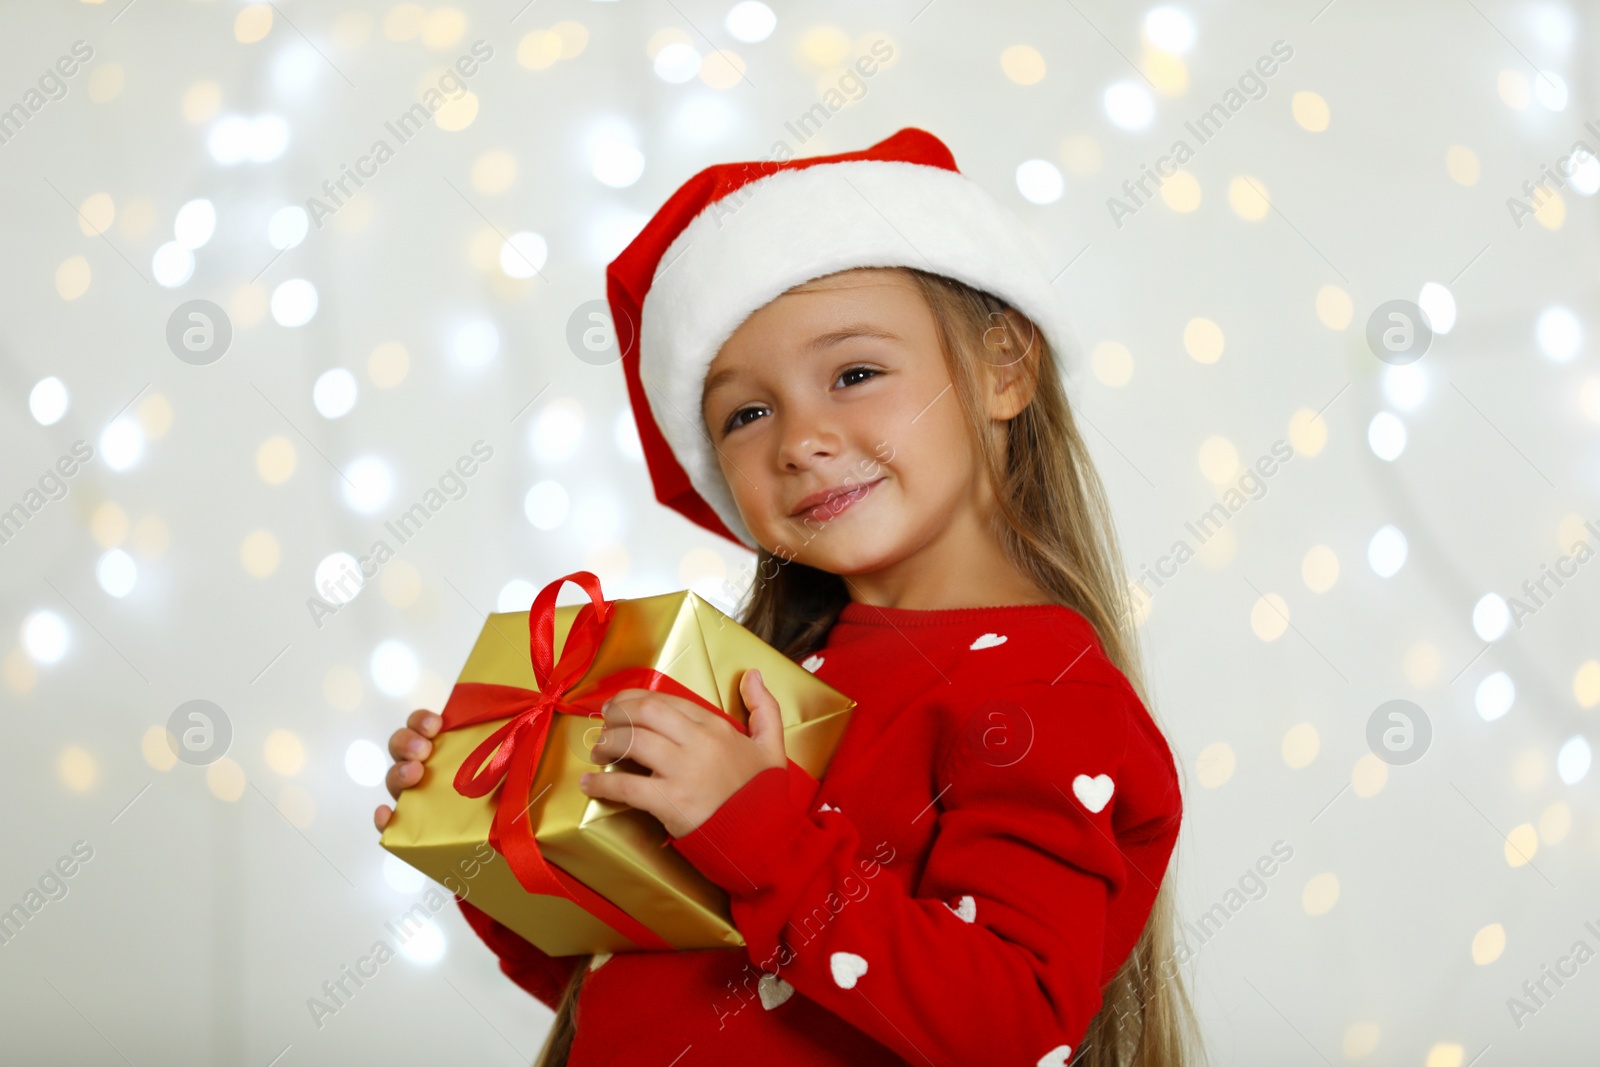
[374,128,1201,1066]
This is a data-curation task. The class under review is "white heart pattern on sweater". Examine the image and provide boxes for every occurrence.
[1037,1044,1073,1067]
[830,951,869,989]
[588,952,612,971]
[818,801,839,813]
[1072,773,1115,813]
[758,972,795,1010]
[969,632,1008,650]
[801,654,825,672]
[944,894,976,923]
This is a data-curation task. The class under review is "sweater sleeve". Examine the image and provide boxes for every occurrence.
[456,897,581,1012]
[668,679,1179,1067]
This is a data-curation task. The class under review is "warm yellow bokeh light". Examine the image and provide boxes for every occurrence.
[1497,69,1530,109]
[1504,823,1538,867]
[57,256,92,300]
[78,193,115,236]
[518,30,563,69]
[92,502,130,549]
[240,530,281,579]
[552,21,589,58]
[1091,341,1133,387]
[138,394,173,440]
[182,81,222,124]
[700,50,747,90]
[1302,545,1339,593]
[434,92,479,131]
[384,3,425,42]
[4,648,38,694]
[583,540,632,589]
[1184,317,1224,363]
[1288,408,1328,456]
[1160,170,1201,212]
[1404,642,1441,687]
[142,724,177,771]
[1001,45,1046,85]
[1513,747,1546,791]
[88,63,124,102]
[235,4,273,43]
[1142,49,1188,96]
[208,757,246,802]
[257,436,296,484]
[1195,524,1236,569]
[471,150,517,195]
[59,746,99,792]
[332,11,374,48]
[1301,872,1339,915]
[678,547,727,590]
[1342,1021,1380,1059]
[121,198,156,239]
[1195,742,1235,788]
[368,342,410,387]
[278,783,317,828]
[798,26,851,68]
[264,729,306,776]
[1574,660,1600,708]
[1282,723,1319,768]
[1446,145,1480,186]
[1228,176,1270,220]
[1198,436,1240,484]
[325,665,364,711]
[380,559,423,608]
[420,7,466,49]
[1352,753,1388,797]
[1425,1044,1465,1067]
[132,515,170,560]
[1556,514,1589,554]
[230,282,269,327]
[1315,284,1353,329]
[1251,593,1290,641]
[1534,191,1565,230]
[1291,90,1329,131]
[1126,580,1153,628]
[1471,923,1505,965]
[1060,135,1102,176]
[1579,378,1600,422]
[1540,802,1571,844]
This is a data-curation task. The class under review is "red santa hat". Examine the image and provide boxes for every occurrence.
[605,127,1080,551]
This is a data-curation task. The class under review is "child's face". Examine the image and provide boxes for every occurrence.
[701,269,1002,582]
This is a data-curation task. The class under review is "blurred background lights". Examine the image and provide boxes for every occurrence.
[22,609,70,664]
[1015,159,1064,204]
[450,318,500,367]
[313,368,359,419]
[591,136,645,187]
[174,199,216,249]
[1536,305,1581,362]
[1103,81,1155,129]
[1368,524,1408,577]
[524,480,570,529]
[272,42,321,96]
[614,410,644,461]
[1381,363,1428,411]
[100,417,146,471]
[499,231,549,278]
[96,549,138,598]
[270,279,318,326]
[496,578,538,612]
[344,738,388,786]
[654,41,702,83]
[398,919,447,965]
[724,1,776,43]
[669,95,737,146]
[1417,282,1456,334]
[1475,671,1515,721]
[1000,45,1047,85]
[29,377,69,425]
[1367,412,1407,461]
[267,205,309,249]
[369,639,419,698]
[315,552,365,605]
[1556,735,1591,784]
[384,853,427,894]
[572,493,624,543]
[1528,4,1575,49]
[530,398,585,462]
[208,114,289,165]
[1473,593,1511,641]
[1143,6,1196,52]
[152,241,196,287]
[1569,152,1600,195]
[264,729,306,775]
[340,456,394,514]
[1533,71,1568,110]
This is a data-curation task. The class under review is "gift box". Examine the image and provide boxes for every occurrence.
[379,571,855,956]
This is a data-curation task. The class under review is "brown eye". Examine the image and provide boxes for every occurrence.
[724,405,767,434]
[837,365,880,388]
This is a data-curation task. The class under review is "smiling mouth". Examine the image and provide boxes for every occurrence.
[790,478,884,524]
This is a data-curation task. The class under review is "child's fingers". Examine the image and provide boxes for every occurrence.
[408,708,442,738]
[374,804,393,831]
[577,766,648,812]
[388,727,431,763]
[385,759,423,800]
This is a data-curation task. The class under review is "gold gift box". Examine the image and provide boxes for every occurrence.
[380,588,855,956]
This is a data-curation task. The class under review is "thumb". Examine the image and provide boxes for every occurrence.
[741,669,786,762]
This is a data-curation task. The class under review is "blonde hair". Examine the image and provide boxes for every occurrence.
[535,266,1206,1067]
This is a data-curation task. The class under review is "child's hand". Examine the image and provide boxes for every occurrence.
[372,708,442,832]
[578,669,787,838]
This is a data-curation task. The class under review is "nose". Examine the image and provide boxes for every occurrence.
[774,404,841,473]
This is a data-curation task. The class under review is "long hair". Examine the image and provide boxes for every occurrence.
[534,266,1206,1067]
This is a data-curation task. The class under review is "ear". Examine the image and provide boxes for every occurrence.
[979,307,1040,422]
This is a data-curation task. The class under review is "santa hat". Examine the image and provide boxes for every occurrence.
[605,127,1080,551]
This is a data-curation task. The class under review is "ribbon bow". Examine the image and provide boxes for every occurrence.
[440,571,734,951]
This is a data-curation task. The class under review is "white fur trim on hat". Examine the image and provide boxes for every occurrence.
[637,159,1082,550]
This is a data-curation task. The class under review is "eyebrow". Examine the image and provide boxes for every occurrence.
[701,324,901,401]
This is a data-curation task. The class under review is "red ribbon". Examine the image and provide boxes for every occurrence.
[441,571,743,952]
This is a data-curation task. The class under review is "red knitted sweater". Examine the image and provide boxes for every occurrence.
[458,599,1183,1066]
